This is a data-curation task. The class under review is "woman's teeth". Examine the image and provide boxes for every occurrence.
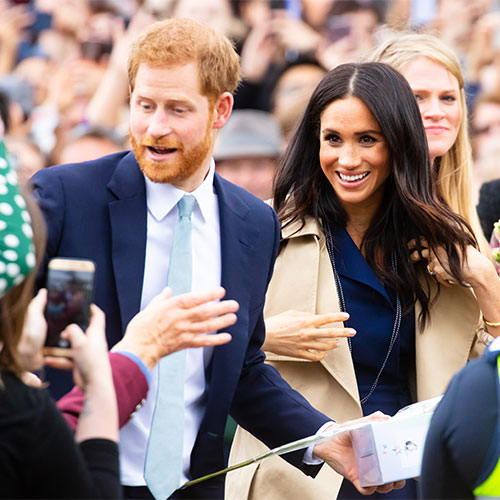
[339,172,369,182]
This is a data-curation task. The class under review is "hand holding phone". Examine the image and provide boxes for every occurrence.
[44,258,95,357]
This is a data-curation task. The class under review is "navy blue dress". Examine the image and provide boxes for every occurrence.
[331,225,418,499]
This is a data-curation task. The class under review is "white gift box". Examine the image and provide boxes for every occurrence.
[350,397,442,487]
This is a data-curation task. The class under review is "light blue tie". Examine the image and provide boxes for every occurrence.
[144,194,196,500]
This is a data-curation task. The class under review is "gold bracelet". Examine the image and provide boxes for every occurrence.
[483,316,500,327]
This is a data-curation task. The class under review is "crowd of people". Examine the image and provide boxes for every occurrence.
[2,0,500,499]
[0,0,500,215]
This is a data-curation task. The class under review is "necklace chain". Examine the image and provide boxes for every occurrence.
[324,224,402,405]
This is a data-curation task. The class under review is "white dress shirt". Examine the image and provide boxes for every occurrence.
[119,161,221,487]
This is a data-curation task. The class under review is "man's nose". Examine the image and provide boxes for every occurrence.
[147,110,173,138]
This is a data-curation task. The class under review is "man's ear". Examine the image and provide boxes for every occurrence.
[212,92,234,130]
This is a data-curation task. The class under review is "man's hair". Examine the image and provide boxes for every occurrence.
[128,18,241,102]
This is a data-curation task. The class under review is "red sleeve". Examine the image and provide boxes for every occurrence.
[56,352,149,431]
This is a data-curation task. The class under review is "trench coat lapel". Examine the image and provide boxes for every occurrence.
[267,218,361,408]
[415,281,480,400]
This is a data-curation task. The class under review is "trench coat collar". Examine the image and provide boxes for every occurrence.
[282,217,393,307]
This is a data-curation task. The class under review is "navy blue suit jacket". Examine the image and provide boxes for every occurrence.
[32,152,329,497]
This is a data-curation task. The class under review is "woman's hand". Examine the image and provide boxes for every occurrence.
[46,305,119,442]
[409,238,492,288]
[410,239,500,337]
[263,310,355,361]
[17,289,47,371]
[45,305,111,391]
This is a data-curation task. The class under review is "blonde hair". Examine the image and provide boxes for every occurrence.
[128,17,241,103]
[370,32,490,256]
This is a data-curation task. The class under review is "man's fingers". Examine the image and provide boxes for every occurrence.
[179,312,238,334]
[355,484,377,495]
[180,299,239,322]
[149,287,173,305]
[375,480,406,493]
[173,287,227,309]
[393,480,406,490]
[186,332,232,348]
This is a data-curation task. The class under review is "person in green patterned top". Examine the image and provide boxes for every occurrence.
[0,140,35,296]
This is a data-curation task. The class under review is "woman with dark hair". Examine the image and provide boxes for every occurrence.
[228,62,500,499]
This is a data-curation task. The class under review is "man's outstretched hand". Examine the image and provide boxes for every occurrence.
[313,412,406,495]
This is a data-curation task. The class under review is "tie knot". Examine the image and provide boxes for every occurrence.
[177,194,195,219]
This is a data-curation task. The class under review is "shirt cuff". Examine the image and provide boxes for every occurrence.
[303,421,336,465]
[114,351,151,384]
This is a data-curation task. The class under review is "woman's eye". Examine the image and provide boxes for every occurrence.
[324,133,341,144]
[360,135,376,144]
[441,95,456,102]
[414,94,423,102]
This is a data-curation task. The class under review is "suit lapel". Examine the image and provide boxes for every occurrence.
[107,152,147,330]
[206,176,258,416]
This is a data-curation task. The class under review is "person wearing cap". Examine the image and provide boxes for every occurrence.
[421,336,500,498]
[213,109,282,200]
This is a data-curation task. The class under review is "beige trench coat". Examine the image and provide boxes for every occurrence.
[226,217,485,500]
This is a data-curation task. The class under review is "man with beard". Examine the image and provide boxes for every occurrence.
[31,18,403,500]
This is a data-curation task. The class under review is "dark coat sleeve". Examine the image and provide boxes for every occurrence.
[420,357,498,499]
[229,205,329,475]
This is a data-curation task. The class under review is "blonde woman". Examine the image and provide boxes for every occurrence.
[370,31,491,257]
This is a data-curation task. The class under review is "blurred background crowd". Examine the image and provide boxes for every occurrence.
[1,0,500,203]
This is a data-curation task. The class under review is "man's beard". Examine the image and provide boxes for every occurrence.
[130,121,213,185]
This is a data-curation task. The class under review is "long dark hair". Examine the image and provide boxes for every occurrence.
[273,62,476,327]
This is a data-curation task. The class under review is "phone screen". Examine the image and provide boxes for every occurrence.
[44,260,95,350]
